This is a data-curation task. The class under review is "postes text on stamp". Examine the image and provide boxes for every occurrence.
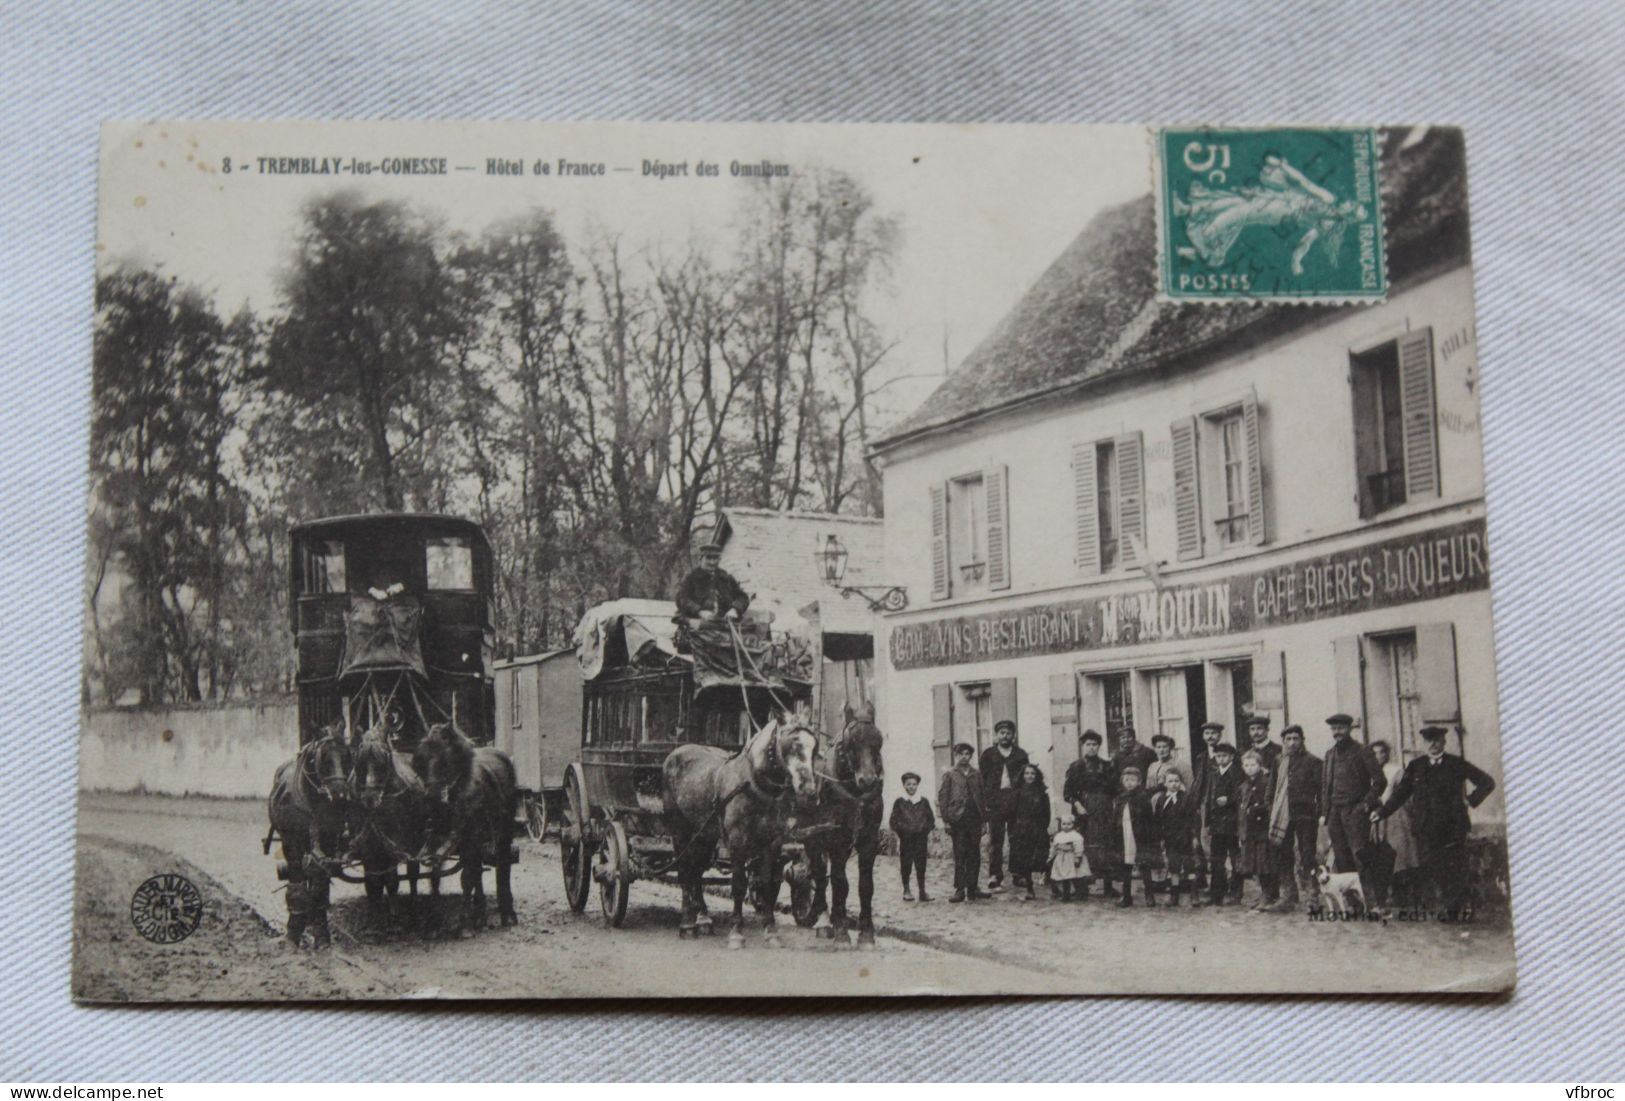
[1156,126,1386,303]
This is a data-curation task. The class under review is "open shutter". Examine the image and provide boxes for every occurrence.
[1116,431,1145,568]
[984,464,1011,591]
[929,483,950,601]
[1399,327,1440,501]
[991,677,1019,744]
[1332,635,1365,729]
[1350,362,1382,518]
[1072,441,1100,575]
[1242,391,1267,545]
[1171,416,1202,560]
[1416,622,1461,725]
[931,683,953,777]
[1050,672,1080,769]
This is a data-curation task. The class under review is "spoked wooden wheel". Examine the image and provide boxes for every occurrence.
[523,791,547,843]
[596,819,631,928]
[559,766,591,913]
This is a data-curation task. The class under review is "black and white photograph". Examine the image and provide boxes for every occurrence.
[74,118,1514,1001]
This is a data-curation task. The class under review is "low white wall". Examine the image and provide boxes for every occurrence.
[80,700,299,798]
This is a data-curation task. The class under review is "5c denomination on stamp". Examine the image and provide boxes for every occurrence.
[1155,126,1386,303]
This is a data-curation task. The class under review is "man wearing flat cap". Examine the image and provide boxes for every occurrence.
[1199,741,1245,905]
[1319,712,1386,877]
[938,743,988,902]
[1190,720,1226,890]
[1243,714,1282,775]
[1111,724,1157,790]
[1373,725,1495,916]
[1267,724,1322,912]
[980,719,1029,889]
[675,541,750,622]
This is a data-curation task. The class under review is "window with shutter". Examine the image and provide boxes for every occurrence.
[931,683,953,777]
[985,464,1011,591]
[1351,339,1413,516]
[1415,622,1460,725]
[1332,635,1366,729]
[991,677,1019,744]
[1399,327,1441,500]
[1242,392,1266,545]
[929,483,950,601]
[1115,431,1145,567]
[1171,416,1202,560]
[1072,441,1100,575]
[1050,672,1080,770]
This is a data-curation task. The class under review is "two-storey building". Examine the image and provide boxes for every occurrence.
[870,128,1505,835]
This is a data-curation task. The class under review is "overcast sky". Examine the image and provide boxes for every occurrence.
[98,120,1150,430]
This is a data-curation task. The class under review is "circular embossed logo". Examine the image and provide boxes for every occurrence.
[130,873,203,944]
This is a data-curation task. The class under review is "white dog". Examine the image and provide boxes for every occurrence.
[1313,865,1366,916]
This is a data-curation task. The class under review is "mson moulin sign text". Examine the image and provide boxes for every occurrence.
[889,518,1489,671]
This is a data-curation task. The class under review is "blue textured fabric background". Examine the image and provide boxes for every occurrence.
[5,0,1623,1081]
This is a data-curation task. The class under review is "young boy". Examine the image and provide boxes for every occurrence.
[1153,769,1199,906]
[1111,766,1160,907]
[1237,748,1280,910]
[889,771,935,901]
[1048,814,1089,900]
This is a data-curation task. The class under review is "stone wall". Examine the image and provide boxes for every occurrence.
[79,700,298,798]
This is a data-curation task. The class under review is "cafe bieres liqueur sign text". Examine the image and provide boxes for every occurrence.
[889,518,1489,671]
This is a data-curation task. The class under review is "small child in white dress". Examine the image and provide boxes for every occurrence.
[1048,815,1091,901]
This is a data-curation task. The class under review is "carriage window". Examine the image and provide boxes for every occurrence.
[426,536,474,589]
[304,540,346,594]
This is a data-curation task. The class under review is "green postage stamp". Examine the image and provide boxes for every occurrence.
[1156,126,1386,303]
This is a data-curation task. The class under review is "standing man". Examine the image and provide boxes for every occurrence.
[1266,724,1322,912]
[1243,714,1282,775]
[674,541,750,622]
[938,743,988,903]
[980,719,1029,890]
[1373,726,1496,916]
[1319,713,1386,876]
[1198,742,1245,906]
[1111,724,1157,788]
[1190,720,1226,891]
[1147,733,1194,794]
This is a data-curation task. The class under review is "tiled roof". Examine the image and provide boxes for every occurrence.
[708,508,884,636]
[873,127,1471,451]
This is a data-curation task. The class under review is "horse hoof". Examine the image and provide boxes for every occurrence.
[500,912,517,928]
[814,924,835,940]
[857,930,876,947]
[727,932,745,951]
[764,934,784,949]
[677,925,695,939]
[695,921,714,937]
[459,926,476,940]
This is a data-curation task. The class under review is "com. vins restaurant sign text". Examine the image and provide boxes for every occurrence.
[888,518,1489,671]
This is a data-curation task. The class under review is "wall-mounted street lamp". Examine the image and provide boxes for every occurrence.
[815,533,909,612]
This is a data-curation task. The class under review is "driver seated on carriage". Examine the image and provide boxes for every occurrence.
[673,541,760,650]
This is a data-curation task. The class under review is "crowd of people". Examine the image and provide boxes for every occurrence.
[891,714,1496,917]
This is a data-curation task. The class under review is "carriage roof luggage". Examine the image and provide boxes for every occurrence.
[571,598,815,691]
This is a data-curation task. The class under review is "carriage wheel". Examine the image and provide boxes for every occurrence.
[596,819,631,928]
[523,791,547,843]
[559,766,591,913]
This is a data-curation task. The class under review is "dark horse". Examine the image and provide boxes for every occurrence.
[662,714,821,948]
[347,722,429,925]
[267,721,352,948]
[803,702,886,946]
[412,721,520,934]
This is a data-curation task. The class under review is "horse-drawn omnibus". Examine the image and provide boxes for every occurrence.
[290,512,497,750]
[557,599,821,929]
[266,513,517,946]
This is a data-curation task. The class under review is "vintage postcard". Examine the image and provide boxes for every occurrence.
[77,120,1513,1000]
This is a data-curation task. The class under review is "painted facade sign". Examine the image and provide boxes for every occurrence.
[888,517,1488,671]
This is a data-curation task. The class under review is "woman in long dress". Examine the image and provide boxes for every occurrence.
[1371,740,1422,906]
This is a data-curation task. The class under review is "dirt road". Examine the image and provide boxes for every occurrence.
[74,793,1055,1001]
